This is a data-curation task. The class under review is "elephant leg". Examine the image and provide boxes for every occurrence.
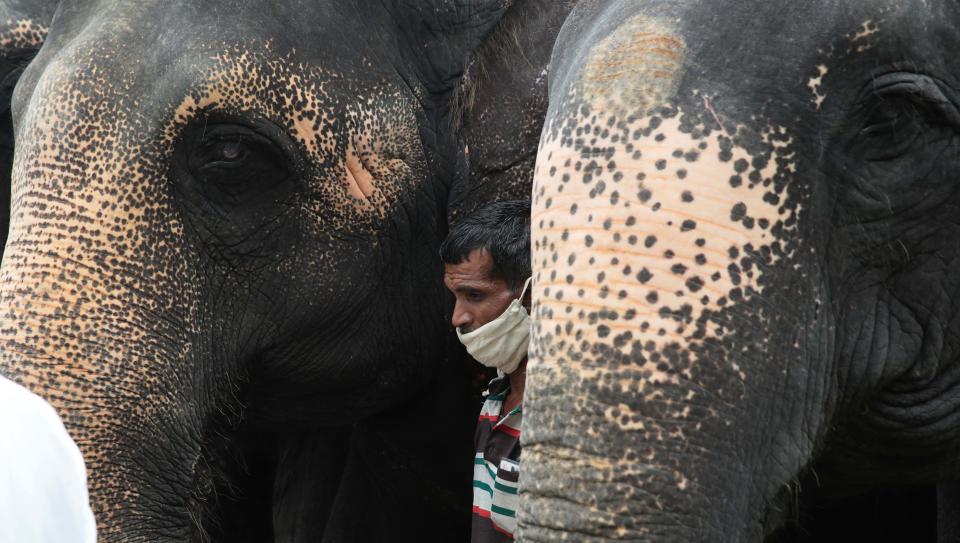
[939,482,960,543]
[273,428,352,542]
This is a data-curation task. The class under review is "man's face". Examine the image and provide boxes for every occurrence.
[444,249,517,334]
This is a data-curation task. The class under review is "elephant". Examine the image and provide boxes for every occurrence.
[0,0,569,541]
[525,0,960,541]
[450,0,578,221]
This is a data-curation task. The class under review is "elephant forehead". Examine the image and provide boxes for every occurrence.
[806,19,881,109]
[581,15,685,112]
[533,106,800,378]
[167,45,421,222]
[169,49,338,155]
[10,47,177,253]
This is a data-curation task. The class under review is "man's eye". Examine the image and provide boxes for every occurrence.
[467,291,484,302]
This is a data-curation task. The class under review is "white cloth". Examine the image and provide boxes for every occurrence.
[0,376,97,542]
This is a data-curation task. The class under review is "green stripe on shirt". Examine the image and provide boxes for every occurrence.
[494,481,518,495]
[474,480,493,496]
[491,504,516,518]
[474,456,497,481]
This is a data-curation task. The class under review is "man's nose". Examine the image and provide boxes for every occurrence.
[452,303,472,329]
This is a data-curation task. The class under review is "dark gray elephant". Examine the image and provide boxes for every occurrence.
[0,0,576,541]
[525,1,960,541]
[451,0,577,221]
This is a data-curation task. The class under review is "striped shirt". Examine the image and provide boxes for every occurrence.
[472,375,521,542]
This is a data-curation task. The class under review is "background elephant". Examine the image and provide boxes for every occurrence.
[0,0,567,541]
[525,0,960,541]
[449,0,578,221]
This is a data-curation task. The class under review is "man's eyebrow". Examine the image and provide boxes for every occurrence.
[449,281,490,293]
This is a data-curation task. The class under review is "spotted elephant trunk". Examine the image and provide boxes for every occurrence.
[0,43,214,541]
[520,5,825,541]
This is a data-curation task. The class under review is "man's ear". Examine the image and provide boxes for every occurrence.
[387,0,513,94]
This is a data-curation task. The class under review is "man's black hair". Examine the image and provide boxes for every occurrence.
[440,200,531,291]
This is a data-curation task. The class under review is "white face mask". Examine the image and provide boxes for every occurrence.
[456,277,532,374]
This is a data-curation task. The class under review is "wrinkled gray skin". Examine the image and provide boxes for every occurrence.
[0,0,575,542]
[451,0,578,220]
[525,1,960,541]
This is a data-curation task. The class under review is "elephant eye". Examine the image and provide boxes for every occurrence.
[835,72,960,221]
[200,140,248,167]
[860,101,909,136]
[853,73,960,162]
[857,99,924,161]
[183,125,295,206]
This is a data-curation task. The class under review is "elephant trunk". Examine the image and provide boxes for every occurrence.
[521,126,796,539]
[0,53,211,541]
[0,245,201,540]
[520,12,816,540]
[520,121,768,538]
[520,364,753,540]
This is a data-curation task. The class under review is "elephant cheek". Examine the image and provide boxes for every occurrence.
[522,99,800,537]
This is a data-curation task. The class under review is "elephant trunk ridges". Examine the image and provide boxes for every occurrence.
[522,12,813,542]
[0,43,207,540]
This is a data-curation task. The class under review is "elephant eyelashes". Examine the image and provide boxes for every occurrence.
[181,123,295,206]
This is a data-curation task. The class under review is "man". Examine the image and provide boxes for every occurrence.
[441,200,531,542]
[0,376,97,542]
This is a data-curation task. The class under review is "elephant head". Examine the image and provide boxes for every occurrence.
[524,1,960,540]
[450,0,577,221]
[0,0,536,541]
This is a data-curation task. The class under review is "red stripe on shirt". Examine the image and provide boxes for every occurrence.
[478,414,499,422]
[492,521,515,537]
[494,424,520,437]
[473,505,492,518]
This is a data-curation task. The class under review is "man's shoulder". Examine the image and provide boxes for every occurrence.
[0,375,86,471]
[482,374,510,399]
[0,376,98,543]
[0,376,61,425]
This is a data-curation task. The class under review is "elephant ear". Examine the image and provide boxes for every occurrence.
[0,1,56,257]
[390,0,513,93]
[446,0,577,222]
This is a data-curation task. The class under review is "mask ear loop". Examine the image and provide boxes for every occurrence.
[497,277,533,380]
[519,276,533,303]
